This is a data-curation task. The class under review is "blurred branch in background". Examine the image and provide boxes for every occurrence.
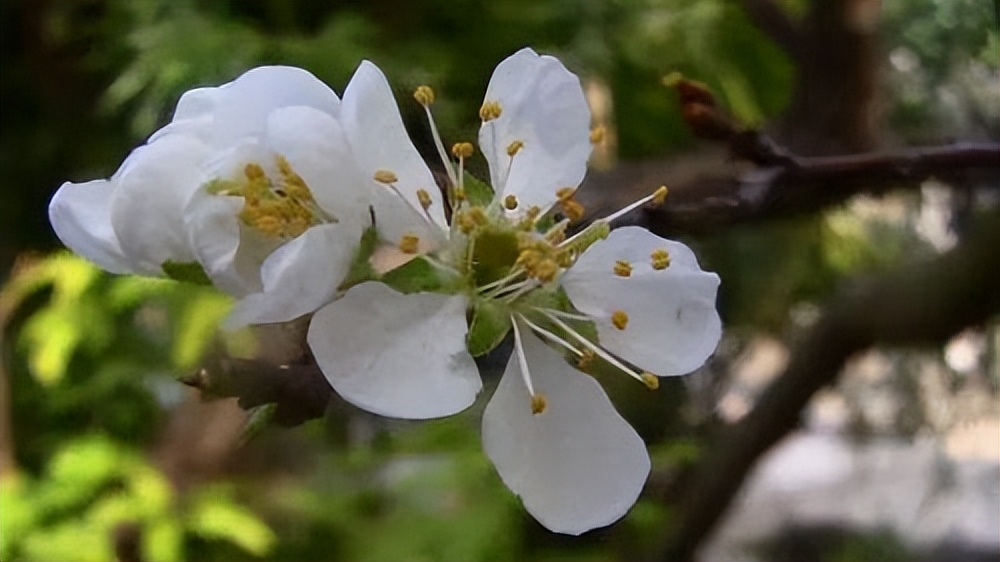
[651,214,1000,562]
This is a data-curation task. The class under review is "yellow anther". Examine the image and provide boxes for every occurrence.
[611,310,629,330]
[506,140,524,157]
[457,207,487,234]
[545,223,568,245]
[530,393,548,415]
[652,185,669,206]
[398,234,421,254]
[244,162,267,182]
[614,260,633,277]
[504,194,519,210]
[479,100,503,122]
[561,199,585,222]
[640,372,660,390]
[413,85,435,106]
[556,187,576,202]
[452,142,475,159]
[525,206,541,220]
[533,259,558,283]
[417,188,433,210]
[590,126,606,144]
[650,248,671,270]
[373,169,398,184]
[577,349,597,369]
[452,187,466,202]
[275,155,312,200]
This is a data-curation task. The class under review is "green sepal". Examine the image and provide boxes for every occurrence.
[463,172,495,207]
[338,224,381,291]
[467,298,512,357]
[161,261,212,285]
[380,256,448,294]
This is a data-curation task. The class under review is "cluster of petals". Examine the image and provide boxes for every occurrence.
[48,48,722,535]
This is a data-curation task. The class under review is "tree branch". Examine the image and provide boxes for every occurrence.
[578,139,999,238]
[648,215,1000,562]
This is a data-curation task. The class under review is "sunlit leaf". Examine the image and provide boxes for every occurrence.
[188,488,277,556]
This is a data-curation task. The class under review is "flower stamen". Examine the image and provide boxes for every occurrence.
[542,312,652,387]
[611,310,629,330]
[530,393,548,415]
[651,248,671,270]
[614,260,632,277]
[414,85,458,188]
[479,100,503,122]
[373,169,399,184]
[511,318,545,415]
[640,372,660,390]
[602,185,669,224]
[589,126,606,144]
[398,233,421,254]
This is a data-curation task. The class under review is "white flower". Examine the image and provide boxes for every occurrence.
[49,66,346,281]
[216,62,453,333]
[304,48,722,534]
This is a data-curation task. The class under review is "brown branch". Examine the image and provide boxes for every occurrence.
[578,140,999,238]
[181,356,332,427]
[738,0,804,61]
[647,215,1000,562]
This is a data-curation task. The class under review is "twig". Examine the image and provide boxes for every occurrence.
[578,139,999,238]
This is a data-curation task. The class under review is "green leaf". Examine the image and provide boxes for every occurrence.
[188,489,276,557]
[380,256,447,294]
[172,289,232,369]
[467,299,511,357]
[463,172,495,207]
[239,404,277,446]
[339,223,380,290]
[161,261,212,285]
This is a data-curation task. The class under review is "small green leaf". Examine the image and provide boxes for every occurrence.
[188,489,276,557]
[463,172,495,207]
[239,404,276,446]
[161,261,212,285]
[339,223,380,290]
[381,256,447,294]
[467,299,511,357]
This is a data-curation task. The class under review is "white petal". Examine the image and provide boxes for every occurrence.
[265,106,370,218]
[184,190,271,297]
[109,134,211,274]
[479,48,592,211]
[341,61,448,231]
[561,226,721,376]
[308,282,480,419]
[173,86,222,121]
[48,179,133,274]
[482,329,650,535]
[225,221,362,328]
[202,66,341,148]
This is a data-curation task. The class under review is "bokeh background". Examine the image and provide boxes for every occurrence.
[1,1,997,561]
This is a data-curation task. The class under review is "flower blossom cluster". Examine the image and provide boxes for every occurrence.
[49,48,721,534]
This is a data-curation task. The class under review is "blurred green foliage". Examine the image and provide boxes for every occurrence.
[1,435,275,562]
[1,1,996,560]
